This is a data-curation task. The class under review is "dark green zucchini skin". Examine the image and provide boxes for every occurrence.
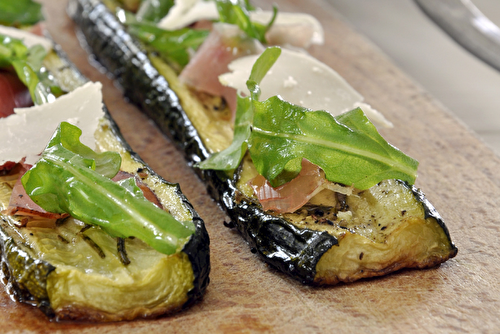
[0,36,209,317]
[209,170,338,283]
[69,0,339,284]
[0,227,56,317]
[411,185,457,258]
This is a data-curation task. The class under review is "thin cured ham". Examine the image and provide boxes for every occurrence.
[179,23,264,112]
[249,159,357,213]
[4,163,69,220]
[112,170,163,209]
[249,159,326,213]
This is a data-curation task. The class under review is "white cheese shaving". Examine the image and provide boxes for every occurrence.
[0,25,52,52]
[219,49,393,128]
[251,11,324,46]
[157,0,218,31]
[0,82,105,165]
[354,102,393,129]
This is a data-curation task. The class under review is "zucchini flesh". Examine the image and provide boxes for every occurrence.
[69,0,457,285]
[0,42,209,321]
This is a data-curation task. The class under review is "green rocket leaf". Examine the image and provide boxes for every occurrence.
[22,122,195,255]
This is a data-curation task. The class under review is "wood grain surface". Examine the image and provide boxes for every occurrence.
[2,0,499,332]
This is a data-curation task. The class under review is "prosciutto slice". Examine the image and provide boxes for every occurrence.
[5,164,69,220]
[112,171,163,209]
[249,159,326,213]
[179,23,264,112]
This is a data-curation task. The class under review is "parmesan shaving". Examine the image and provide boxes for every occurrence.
[219,48,393,128]
[0,82,105,165]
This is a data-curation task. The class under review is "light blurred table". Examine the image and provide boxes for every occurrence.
[329,0,500,155]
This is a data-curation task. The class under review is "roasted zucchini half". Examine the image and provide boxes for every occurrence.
[70,0,457,285]
[0,32,209,321]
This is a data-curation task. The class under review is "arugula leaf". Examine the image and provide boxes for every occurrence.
[0,0,43,27]
[22,122,195,255]
[197,47,418,190]
[196,94,252,170]
[197,46,282,170]
[0,34,63,104]
[1,34,41,102]
[136,0,174,23]
[215,0,277,44]
[250,102,418,188]
[126,20,209,68]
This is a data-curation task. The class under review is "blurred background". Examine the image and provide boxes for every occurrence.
[327,0,500,155]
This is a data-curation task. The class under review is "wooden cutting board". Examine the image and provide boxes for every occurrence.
[2,0,499,332]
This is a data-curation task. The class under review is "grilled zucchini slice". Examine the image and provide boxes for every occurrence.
[0,36,209,321]
[70,0,456,285]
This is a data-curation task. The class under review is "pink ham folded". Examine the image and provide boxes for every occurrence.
[4,163,69,220]
[179,23,264,113]
[249,159,326,213]
[112,171,163,209]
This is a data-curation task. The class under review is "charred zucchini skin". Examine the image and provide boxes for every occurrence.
[412,186,458,258]
[69,0,456,284]
[0,38,209,317]
[103,108,211,309]
[208,170,338,283]
[0,228,55,317]
[70,0,338,284]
